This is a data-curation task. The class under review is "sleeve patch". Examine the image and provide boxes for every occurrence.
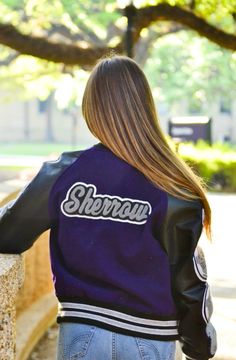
[202,284,213,323]
[206,322,217,355]
[193,245,208,282]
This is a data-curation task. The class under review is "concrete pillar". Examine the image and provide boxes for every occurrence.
[0,254,24,360]
[231,100,236,144]
[208,101,219,143]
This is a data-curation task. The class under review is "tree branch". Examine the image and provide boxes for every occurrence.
[189,0,196,11]
[0,23,123,67]
[133,4,236,51]
[106,23,124,43]
[134,24,185,66]
[47,24,85,43]
[0,3,235,67]
[48,22,122,49]
[76,22,104,46]
[0,51,19,66]
[48,21,105,46]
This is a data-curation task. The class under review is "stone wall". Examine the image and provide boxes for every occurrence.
[15,231,53,316]
[0,254,24,360]
[0,191,56,359]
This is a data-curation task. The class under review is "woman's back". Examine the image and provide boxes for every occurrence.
[0,54,217,359]
[49,141,179,338]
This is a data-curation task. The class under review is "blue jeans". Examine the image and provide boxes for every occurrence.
[56,322,176,360]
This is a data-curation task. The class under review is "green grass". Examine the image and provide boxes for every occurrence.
[0,142,91,156]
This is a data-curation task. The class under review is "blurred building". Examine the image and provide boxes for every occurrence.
[0,93,236,144]
[158,98,236,144]
[0,92,97,146]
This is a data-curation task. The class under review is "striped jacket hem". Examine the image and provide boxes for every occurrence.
[57,301,180,340]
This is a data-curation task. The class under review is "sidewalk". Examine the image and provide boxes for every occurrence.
[0,155,46,167]
[201,193,236,360]
[0,179,28,202]
[0,154,46,201]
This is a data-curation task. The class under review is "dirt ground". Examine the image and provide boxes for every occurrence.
[28,323,59,360]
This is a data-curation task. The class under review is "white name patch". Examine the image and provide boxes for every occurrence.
[61,182,152,225]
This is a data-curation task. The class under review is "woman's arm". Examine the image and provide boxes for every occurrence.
[159,195,217,360]
[0,151,82,254]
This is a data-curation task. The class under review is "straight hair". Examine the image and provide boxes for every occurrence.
[82,54,211,240]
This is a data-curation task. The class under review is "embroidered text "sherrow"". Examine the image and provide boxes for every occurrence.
[61,182,152,225]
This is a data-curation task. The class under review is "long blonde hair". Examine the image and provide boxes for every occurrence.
[82,54,211,240]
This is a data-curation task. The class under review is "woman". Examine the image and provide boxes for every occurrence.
[0,55,216,360]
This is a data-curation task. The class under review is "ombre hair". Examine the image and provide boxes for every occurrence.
[82,54,211,239]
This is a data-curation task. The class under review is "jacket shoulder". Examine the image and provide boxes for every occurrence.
[35,150,84,183]
[158,193,204,258]
[164,193,203,231]
[167,193,203,213]
[41,150,84,171]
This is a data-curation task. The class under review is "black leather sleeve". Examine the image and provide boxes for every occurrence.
[0,151,82,254]
[159,194,217,360]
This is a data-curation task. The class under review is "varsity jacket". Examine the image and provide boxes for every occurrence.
[0,142,217,359]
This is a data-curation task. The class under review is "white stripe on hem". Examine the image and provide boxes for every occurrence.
[58,302,178,327]
[57,310,179,336]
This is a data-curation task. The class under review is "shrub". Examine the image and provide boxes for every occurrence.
[178,141,236,192]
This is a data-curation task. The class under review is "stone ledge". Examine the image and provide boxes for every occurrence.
[0,254,24,360]
[16,292,58,360]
